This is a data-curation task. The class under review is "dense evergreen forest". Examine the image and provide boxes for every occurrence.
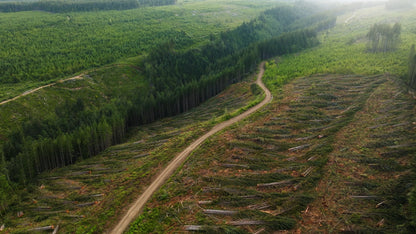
[0,3,248,85]
[0,0,176,13]
[0,4,336,186]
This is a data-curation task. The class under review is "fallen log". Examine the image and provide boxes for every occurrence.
[376,201,387,208]
[295,135,315,141]
[286,156,297,161]
[254,227,266,234]
[76,201,98,207]
[257,179,294,188]
[228,220,265,226]
[203,209,238,216]
[28,225,55,232]
[198,201,212,205]
[301,167,313,177]
[392,122,410,128]
[248,203,270,210]
[288,144,310,152]
[341,105,357,113]
[368,123,389,129]
[52,225,59,234]
[387,143,415,149]
[184,225,203,231]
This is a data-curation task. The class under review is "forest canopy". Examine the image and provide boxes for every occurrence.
[0,0,176,13]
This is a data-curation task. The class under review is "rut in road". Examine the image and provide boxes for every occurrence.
[110,62,272,234]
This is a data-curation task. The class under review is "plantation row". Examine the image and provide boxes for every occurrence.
[0,0,176,13]
[0,4,336,187]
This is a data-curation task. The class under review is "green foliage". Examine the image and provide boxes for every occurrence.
[128,208,171,233]
[0,0,176,13]
[367,23,401,53]
[263,6,416,91]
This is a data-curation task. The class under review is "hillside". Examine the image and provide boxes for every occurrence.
[127,3,416,233]
[0,0,335,232]
[0,0,415,233]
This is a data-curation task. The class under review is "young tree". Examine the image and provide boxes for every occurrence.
[409,44,416,88]
[367,23,401,53]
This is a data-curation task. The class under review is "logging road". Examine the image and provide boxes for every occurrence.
[110,62,272,234]
[0,75,83,106]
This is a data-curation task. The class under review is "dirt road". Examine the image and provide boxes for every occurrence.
[0,75,83,106]
[110,62,272,234]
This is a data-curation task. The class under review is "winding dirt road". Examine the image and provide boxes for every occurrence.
[110,62,272,234]
[0,75,83,106]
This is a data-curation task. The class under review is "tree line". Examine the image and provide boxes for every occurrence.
[0,5,337,215]
[0,0,176,13]
[367,23,401,53]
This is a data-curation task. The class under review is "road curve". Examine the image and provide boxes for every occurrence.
[110,62,272,234]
